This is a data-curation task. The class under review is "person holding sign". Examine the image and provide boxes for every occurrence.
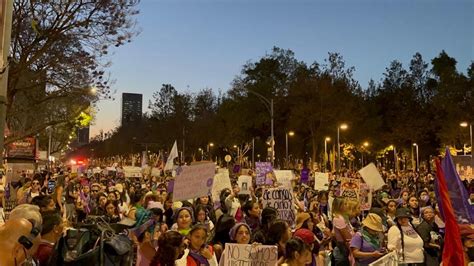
[218,223,253,266]
[178,224,218,266]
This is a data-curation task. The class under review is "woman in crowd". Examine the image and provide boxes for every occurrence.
[265,219,292,260]
[398,190,410,208]
[331,197,354,266]
[418,190,432,208]
[104,200,121,223]
[415,206,442,266]
[386,199,398,227]
[218,223,253,266]
[242,199,261,232]
[347,199,362,232]
[293,228,318,266]
[350,213,386,266]
[178,224,218,266]
[295,212,314,232]
[253,207,279,244]
[194,204,215,233]
[195,195,216,224]
[164,194,174,228]
[408,196,421,226]
[172,207,194,236]
[150,231,187,266]
[280,237,313,266]
[211,214,236,262]
[387,208,424,264]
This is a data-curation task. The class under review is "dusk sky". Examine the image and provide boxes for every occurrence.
[91,0,473,137]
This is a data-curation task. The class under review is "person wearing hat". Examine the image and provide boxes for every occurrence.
[295,212,314,232]
[293,228,318,266]
[387,208,424,265]
[458,224,474,265]
[350,213,386,265]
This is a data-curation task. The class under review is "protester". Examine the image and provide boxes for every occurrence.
[265,219,292,260]
[416,206,442,266]
[281,237,313,266]
[172,207,194,236]
[34,211,64,266]
[331,197,354,265]
[242,199,261,232]
[179,224,218,266]
[350,213,386,265]
[387,207,424,264]
[293,228,318,266]
[150,231,187,266]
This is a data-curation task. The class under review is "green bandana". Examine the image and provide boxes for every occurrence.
[361,228,380,249]
[179,228,191,236]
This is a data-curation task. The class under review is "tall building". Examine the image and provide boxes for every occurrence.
[121,93,143,126]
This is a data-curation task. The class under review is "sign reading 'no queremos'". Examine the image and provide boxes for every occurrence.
[262,187,296,228]
[224,243,278,266]
[172,162,215,201]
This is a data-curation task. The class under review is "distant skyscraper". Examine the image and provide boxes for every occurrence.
[121,93,143,125]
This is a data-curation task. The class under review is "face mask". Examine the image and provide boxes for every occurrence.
[467,246,474,262]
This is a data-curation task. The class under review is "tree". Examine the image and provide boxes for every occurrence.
[6,0,139,144]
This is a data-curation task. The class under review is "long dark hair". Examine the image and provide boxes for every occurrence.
[265,220,288,245]
[212,214,235,245]
[151,231,183,266]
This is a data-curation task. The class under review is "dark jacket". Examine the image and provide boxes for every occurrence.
[416,220,442,266]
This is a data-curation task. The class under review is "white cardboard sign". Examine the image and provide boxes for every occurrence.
[358,163,385,191]
[173,162,215,201]
[314,172,329,191]
[238,175,252,195]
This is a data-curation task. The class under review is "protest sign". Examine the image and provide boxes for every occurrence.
[273,170,293,189]
[173,162,215,201]
[262,187,296,227]
[340,178,360,201]
[151,167,161,177]
[314,172,329,191]
[359,163,385,190]
[256,162,272,186]
[300,168,310,184]
[359,183,372,211]
[238,175,252,195]
[122,166,142,177]
[212,170,232,209]
[224,243,278,266]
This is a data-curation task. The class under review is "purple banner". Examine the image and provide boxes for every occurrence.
[167,179,175,193]
[233,165,241,174]
[440,148,474,224]
[256,162,273,186]
[300,168,310,184]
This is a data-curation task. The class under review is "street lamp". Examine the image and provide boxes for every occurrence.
[337,123,348,172]
[460,122,473,168]
[413,143,419,172]
[361,141,369,167]
[246,89,274,166]
[207,142,214,160]
[286,131,295,169]
[324,137,331,172]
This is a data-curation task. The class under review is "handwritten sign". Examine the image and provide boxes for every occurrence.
[314,172,329,191]
[238,175,252,195]
[340,178,360,201]
[358,163,385,190]
[224,243,278,266]
[173,163,215,201]
[273,170,293,189]
[211,170,232,208]
[262,187,296,227]
[256,162,273,186]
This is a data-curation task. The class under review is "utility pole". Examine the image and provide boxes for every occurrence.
[0,0,14,168]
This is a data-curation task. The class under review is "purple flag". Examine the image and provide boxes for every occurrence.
[167,179,175,193]
[440,148,474,224]
[300,168,309,184]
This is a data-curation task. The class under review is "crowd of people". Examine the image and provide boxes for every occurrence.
[1,164,474,266]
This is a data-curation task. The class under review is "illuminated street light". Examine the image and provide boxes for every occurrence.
[460,122,473,168]
[337,123,349,172]
[285,131,295,168]
[324,137,331,172]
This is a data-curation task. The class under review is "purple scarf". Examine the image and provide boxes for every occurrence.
[188,249,209,265]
